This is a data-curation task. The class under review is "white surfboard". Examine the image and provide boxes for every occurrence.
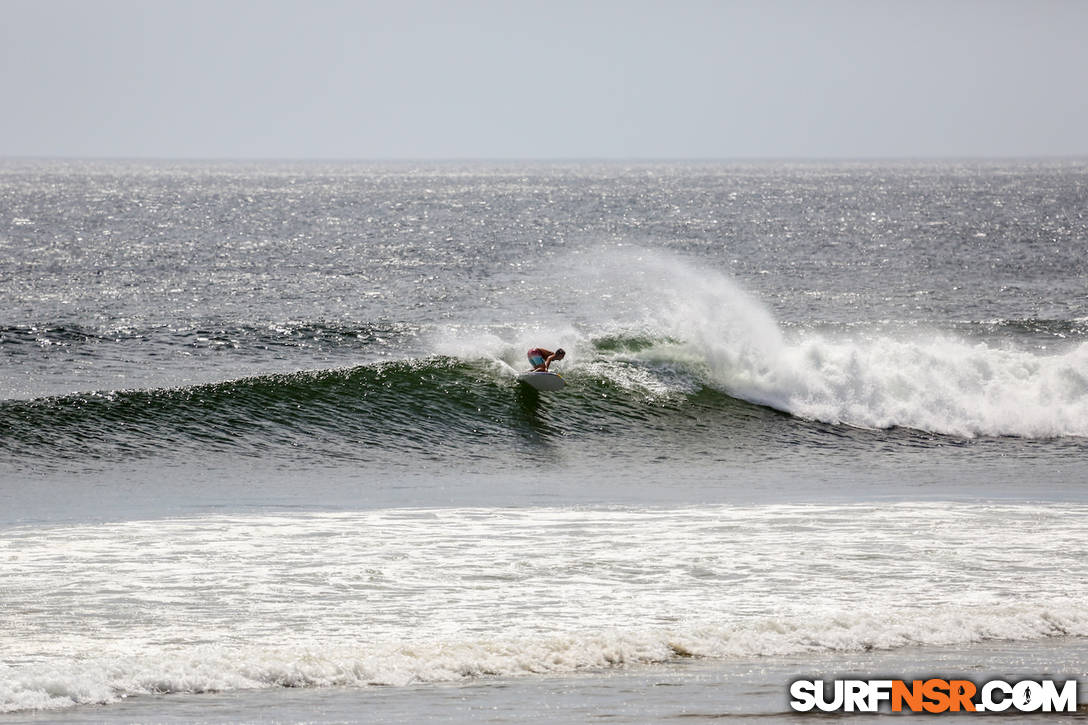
[517,371,566,391]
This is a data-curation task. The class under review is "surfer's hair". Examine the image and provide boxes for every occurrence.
[556,348,566,356]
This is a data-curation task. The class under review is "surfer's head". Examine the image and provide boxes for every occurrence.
[555,348,566,359]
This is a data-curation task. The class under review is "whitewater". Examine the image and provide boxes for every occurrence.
[3,504,1087,713]
[454,249,1088,439]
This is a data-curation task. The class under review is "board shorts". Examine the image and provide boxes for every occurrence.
[527,349,546,368]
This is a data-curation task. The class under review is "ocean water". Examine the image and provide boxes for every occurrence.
[1,159,1087,722]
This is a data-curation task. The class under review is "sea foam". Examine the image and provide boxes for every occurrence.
[3,603,1086,713]
[3,503,1086,713]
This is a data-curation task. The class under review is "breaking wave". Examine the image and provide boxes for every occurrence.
[3,254,1087,467]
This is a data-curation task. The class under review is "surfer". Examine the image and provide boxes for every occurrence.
[527,347,565,372]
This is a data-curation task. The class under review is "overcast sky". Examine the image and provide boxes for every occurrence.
[2,0,1086,159]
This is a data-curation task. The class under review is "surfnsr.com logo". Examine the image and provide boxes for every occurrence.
[789,678,1079,713]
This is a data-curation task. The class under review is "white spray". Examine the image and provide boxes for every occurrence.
[579,248,1088,438]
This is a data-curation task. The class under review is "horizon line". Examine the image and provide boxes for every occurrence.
[3,154,1087,164]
